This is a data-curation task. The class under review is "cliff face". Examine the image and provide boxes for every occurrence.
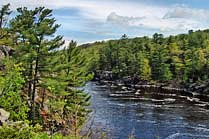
[0,45,14,60]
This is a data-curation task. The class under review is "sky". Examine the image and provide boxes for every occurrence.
[2,0,209,44]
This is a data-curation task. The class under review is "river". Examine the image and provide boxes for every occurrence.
[83,81,209,139]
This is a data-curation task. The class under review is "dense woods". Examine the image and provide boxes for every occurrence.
[82,30,209,93]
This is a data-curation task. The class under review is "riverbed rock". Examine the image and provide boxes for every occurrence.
[135,90,141,95]
[187,81,209,94]
[94,70,113,81]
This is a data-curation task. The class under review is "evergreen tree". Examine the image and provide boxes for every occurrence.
[0,4,11,30]
[10,7,64,122]
[137,52,151,80]
[0,3,11,40]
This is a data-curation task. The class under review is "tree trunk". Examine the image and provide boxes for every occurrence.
[28,63,33,101]
[28,63,33,119]
[41,88,45,109]
[31,47,40,121]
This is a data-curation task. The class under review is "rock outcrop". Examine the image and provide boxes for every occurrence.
[0,45,14,70]
[0,45,14,60]
[0,108,10,125]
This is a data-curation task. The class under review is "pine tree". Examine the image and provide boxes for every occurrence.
[150,43,172,82]
[0,4,11,30]
[10,7,64,122]
[137,52,151,80]
[0,3,11,40]
[62,40,91,86]
[61,41,91,135]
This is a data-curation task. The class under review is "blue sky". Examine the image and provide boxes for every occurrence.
[2,0,209,44]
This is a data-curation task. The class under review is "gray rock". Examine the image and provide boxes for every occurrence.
[0,108,10,123]
[135,90,141,95]
[0,45,14,59]
[0,45,14,70]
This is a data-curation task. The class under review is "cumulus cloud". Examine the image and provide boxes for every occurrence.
[107,12,145,26]
[106,6,209,32]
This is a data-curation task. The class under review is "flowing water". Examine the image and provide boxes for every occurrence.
[83,82,209,139]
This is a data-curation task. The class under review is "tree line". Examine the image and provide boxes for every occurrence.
[83,30,209,91]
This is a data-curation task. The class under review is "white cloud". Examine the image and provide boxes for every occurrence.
[163,6,209,21]
[106,6,209,32]
[1,0,166,20]
[2,0,209,42]
[107,12,145,26]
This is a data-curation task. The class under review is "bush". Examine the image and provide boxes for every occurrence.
[0,122,40,139]
[0,60,29,121]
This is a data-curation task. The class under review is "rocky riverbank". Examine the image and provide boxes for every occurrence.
[93,71,209,109]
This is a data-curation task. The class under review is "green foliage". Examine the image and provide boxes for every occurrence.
[0,124,33,139]
[83,29,209,86]
[137,52,151,80]
[43,40,92,135]
[61,40,93,87]
[63,90,91,135]
[0,123,42,139]
[4,2,209,139]
[0,59,29,121]
[10,6,66,122]
[0,123,76,139]
[0,4,91,138]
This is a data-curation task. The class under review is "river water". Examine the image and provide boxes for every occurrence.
[83,82,209,139]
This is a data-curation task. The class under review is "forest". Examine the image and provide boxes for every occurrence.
[83,31,209,94]
[1,2,209,139]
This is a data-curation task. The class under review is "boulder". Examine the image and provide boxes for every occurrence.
[0,108,10,123]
